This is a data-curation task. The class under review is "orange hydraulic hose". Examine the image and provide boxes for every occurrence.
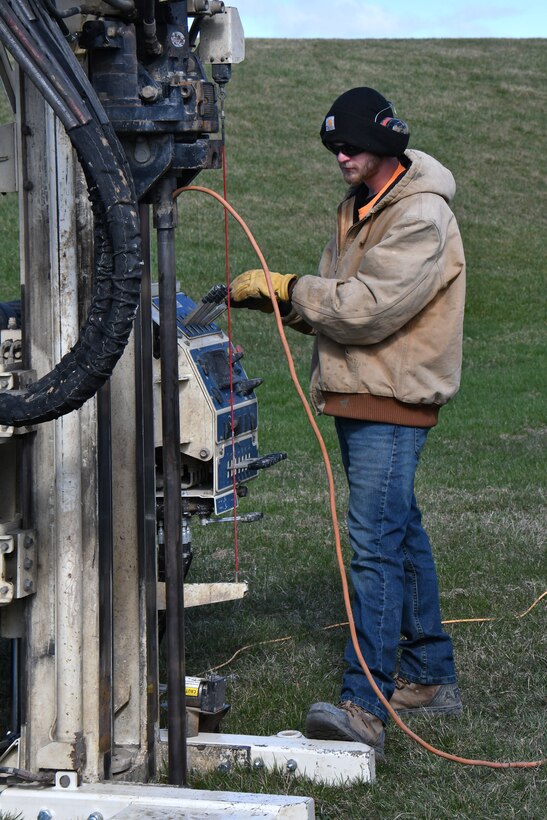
[173,184,544,769]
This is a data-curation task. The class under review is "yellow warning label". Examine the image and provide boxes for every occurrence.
[185,676,201,698]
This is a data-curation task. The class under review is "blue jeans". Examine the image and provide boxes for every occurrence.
[335,418,457,724]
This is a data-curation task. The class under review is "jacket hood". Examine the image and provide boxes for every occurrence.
[388,149,456,207]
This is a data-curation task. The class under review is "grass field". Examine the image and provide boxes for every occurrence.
[1,37,546,819]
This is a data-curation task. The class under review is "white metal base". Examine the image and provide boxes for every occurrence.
[0,770,314,819]
[168,728,376,785]
[157,580,249,609]
[0,732,374,819]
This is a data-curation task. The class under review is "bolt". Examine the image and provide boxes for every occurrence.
[24,579,34,592]
[0,586,10,596]
[199,448,210,460]
[0,542,10,553]
[286,758,298,772]
[58,774,71,788]
[24,534,34,549]
[253,757,264,769]
[217,761,231,773]
[0,378,9,388]
[140,85,160,102]
[24,557,34,570]
[38,811,53,820]
[87,813,104,820]
[133,138,152,165]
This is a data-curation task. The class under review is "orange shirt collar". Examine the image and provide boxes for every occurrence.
[357,161,406,221]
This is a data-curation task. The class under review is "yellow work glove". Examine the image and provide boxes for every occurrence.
[230,269,297,313]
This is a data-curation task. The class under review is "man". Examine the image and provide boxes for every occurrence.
[230,87,465,760]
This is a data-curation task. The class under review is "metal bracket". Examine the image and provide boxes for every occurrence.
[198,7,245,65]
[0,122,17,193]
[0,368,36,440]
[0,326,23,372]
[0,528,37,605]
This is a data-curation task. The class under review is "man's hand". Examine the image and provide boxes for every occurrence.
[230,269,297,313]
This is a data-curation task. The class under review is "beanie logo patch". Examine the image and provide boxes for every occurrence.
[325,115,335,132]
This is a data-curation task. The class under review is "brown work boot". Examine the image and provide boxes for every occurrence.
[390,676,462,716]
[304,700,385,760]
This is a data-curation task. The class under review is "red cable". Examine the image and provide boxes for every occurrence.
[172,184,544,770]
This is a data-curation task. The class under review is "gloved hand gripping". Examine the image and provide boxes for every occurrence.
[230,269,297,313]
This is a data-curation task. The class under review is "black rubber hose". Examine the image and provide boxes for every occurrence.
[0,3,142,426]
[0,5,80,127]
[103,0,135,10]
[2,120,142,425]
[101,0,137,17]
[24,0,107,125]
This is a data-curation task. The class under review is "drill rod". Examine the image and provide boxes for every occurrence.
[155,177,187,786]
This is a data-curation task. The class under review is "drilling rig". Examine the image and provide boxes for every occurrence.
[0,3,374,816]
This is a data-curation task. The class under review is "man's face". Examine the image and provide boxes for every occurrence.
[335,147,383,187]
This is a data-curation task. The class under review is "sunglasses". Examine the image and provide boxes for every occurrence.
[325,142,363,157]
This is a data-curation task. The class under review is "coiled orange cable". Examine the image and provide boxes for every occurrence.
[173,184,544,769]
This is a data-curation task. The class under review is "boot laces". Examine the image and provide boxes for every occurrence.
[338,700,380,727]
[338,700,365,718]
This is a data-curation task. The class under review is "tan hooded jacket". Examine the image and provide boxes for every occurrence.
[286,149,466,418]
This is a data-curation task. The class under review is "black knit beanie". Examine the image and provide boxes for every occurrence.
[320,87,409,157]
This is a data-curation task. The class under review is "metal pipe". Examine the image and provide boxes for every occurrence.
[50,114,84,744]
[135,203,159,780]
[10,640,20,734]
[19,432,32,734]
[143,0,163,56]
[18,301,32,735]
[97,380,113,780]
[154,177,187,786]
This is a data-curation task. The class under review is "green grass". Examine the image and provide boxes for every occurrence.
[1,37,546,818]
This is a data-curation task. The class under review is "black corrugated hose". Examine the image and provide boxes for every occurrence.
[0,0,142,426]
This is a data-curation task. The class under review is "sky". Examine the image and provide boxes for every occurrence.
[233,1,547,39]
